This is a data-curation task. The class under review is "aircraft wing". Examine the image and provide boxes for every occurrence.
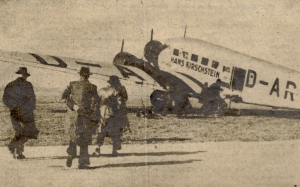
[0,49,163,108]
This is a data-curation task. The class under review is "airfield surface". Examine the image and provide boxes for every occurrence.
[0,140,299,187]
[1,103,300,186]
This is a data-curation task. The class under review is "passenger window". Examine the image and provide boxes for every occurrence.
[223,66,230,72]
[212,61,219,69]
[182,51,188,59]
[191,54,198,62]
[173,49,179,56]
[201,57,209,66]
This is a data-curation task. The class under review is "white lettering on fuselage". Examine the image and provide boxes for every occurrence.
[170,57,220,78]
[170,48,297,102]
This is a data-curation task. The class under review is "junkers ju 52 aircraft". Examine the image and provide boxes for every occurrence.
[113,29,300,116]
[1,30,298,116]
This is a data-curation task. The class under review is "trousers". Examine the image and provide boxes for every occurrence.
[66,109,96,166]
[9,109,39,155]
[96,116,123,150]
[67,140,90,166]
[9,134,28,155]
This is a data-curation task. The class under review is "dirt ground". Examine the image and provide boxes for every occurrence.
[0,102,300,147]
[1,103,300,187]
[0,141,299,187]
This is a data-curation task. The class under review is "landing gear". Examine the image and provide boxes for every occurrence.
[150,90,170,113]
[200,96,228,117]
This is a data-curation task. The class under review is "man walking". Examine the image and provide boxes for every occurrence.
[3,67,39,159]
[62,67,99,169]
[93,75,129,157]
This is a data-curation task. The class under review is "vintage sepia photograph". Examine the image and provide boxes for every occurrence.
[0,0,299,186]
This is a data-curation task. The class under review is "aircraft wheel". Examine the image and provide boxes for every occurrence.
[150,90,169,113]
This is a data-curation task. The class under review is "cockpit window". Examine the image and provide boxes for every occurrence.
[201,57,209,66]
[191,54,198,62]
[173,49,179,56]
[212,60,219,69]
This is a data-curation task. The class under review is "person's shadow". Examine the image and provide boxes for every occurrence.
[24,150,205,161]
[24,150,204,170]
[84,159,202,170]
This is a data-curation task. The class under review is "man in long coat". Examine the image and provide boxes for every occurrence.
[2,67,39,159]
[62,67,99,169]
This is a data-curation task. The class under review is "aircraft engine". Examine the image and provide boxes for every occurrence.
[113,51,138,66]
[144,40,167,68]
[113,51,167,88]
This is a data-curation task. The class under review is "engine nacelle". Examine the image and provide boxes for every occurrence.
[144,40,167,69]
[113,52,137,66]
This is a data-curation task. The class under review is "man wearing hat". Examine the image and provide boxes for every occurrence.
[2,67,39,159]
[62,67,99,169]
[93,75,129,156]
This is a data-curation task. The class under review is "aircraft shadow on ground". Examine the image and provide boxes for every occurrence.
[23,150,205,161]
[238,109,300,119]
[52,107,300,119]
[158,109,300,119]
[48,102,300,119]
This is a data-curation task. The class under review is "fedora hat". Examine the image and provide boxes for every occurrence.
[78,67,92,76]
[16,67,30,76]
[108,75,120,84]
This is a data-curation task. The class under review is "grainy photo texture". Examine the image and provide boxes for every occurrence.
[0,0,299,186]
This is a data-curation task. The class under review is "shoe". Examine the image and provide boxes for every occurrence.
[92,147,100,157]
[7,144,16,159]
[16,154,26,159]
[66,147,76,157]
[112,150,118,157]
[78,164,89,169]
[66,156,73,167]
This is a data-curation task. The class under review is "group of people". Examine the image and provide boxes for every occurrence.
[2,66,227,169]
[160,79,227,117]
[3,66,130,169]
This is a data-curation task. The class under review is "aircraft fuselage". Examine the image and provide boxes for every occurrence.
[158,37,299,110]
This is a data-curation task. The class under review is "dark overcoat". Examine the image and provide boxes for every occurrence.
[62,79,99,145]
[2,77,38,138]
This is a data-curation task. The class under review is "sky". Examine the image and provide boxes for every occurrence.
[0,0,299,70]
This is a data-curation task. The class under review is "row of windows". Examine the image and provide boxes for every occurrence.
[173,48,230,72]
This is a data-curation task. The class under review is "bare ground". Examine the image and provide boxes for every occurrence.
[0,102,300,146]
